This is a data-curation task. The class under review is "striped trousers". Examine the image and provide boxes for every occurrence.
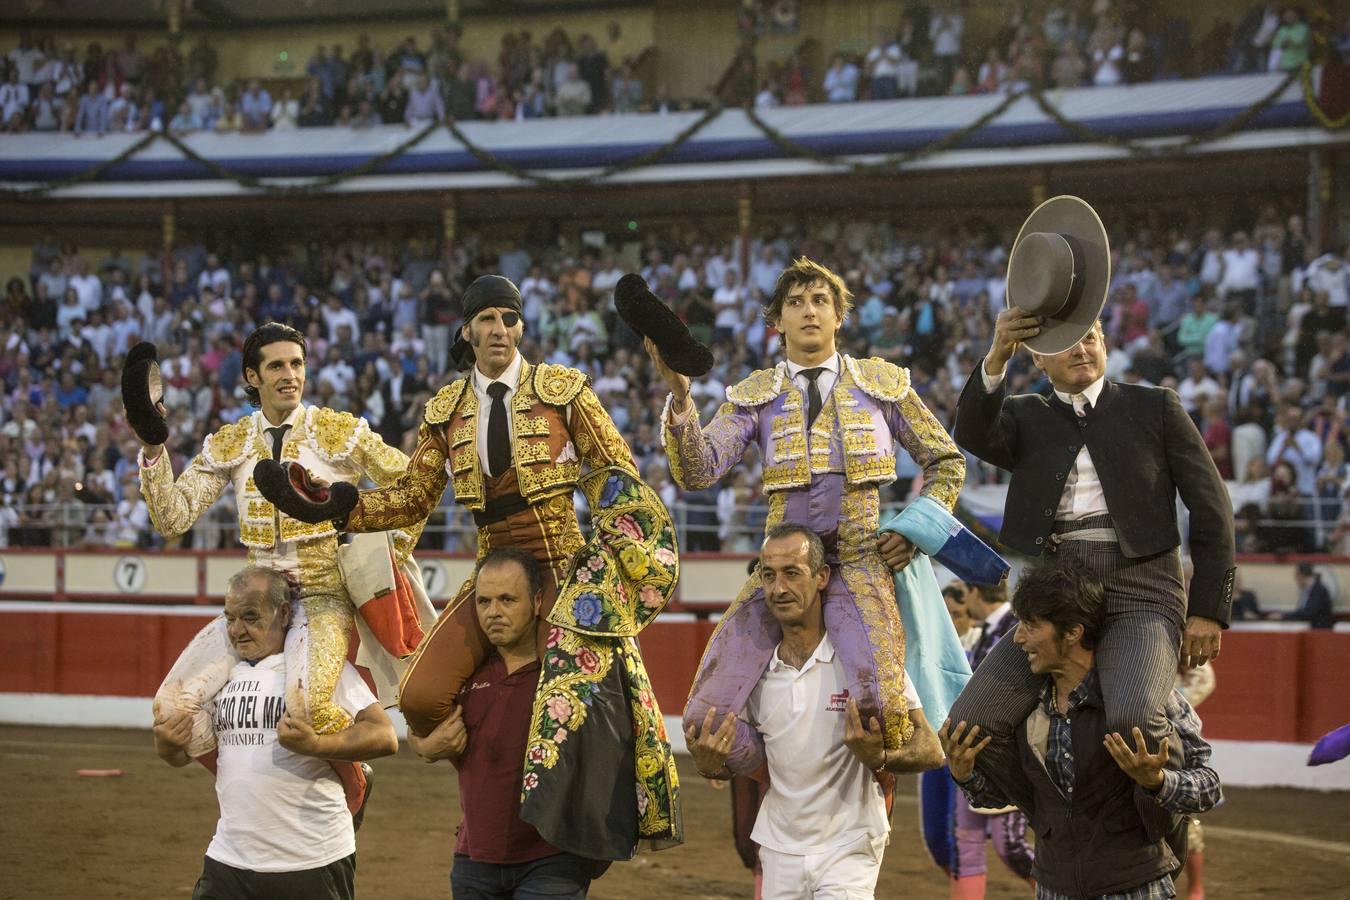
[948,516,1187,805]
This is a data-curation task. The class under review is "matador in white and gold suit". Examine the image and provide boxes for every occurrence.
[128,329,433,805]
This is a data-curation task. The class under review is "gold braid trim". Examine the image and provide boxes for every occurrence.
[304,407,365,463]
[424,378,470,426]
[201,416,255,470]
[725,364,788,408]
[532,363,589,406]
[844,355,911,403]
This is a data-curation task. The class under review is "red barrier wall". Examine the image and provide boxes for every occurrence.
[2,607,1346,745]
[1199,629,1350,743]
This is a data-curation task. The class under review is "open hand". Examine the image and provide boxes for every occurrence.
[938,719,991,783]
[1104,726,1168,791]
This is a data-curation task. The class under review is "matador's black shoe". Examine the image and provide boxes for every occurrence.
[615,273,714,377]
[253,459,358,527]
[121,342,170,447]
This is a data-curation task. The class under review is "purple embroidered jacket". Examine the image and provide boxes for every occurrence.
[664,355,964,770]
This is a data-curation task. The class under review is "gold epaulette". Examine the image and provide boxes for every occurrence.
[845,356,911,403]
[532,363,589,406]
[424,378,470,425]
[306,407,365,462]
[725,364,788,408]
[201,416,256,469]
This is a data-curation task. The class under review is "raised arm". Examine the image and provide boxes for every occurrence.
[138,450,230,539]
[645,336,756,491]
[954,308,1041,470]
[663,399,759,491]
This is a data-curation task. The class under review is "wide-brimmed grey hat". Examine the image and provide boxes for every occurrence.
[1006,195,1111,355]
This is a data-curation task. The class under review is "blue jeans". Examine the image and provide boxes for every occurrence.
[450,853,594,899]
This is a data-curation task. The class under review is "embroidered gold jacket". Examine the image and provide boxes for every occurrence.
[345,361,637,532]
[139,405,416,590]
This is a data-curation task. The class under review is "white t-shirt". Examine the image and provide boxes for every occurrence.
[206,654,376,872]
[746,634,920,854]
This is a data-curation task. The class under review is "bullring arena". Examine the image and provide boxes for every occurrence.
[2,1,1349,898]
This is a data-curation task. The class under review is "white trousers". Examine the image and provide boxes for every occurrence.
[759,832,888,900]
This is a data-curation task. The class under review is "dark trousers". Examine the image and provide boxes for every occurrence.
[450,853,594,900]
[948,523,1186,805]
[192,853,355,900]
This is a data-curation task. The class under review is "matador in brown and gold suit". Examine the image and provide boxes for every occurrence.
[258,275,682,860]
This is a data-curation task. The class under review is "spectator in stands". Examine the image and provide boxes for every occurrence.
[1286,561,1335,629]
[0,65,30,130]
[1179,358,1223,415]
[1051,40,1087,88]
[1123,28,1156,83]
[1090,24,1125,86]
[73,80,108,137]
[555,62,591,116]
[238,79,272,131]
[1271,7,1311,72]
[27,82,64,132]
[575,33,609,114]
[405,71,445,126]
[1268,404,1322,496]
[419,269,457,375]
[611,60,642,113]
[865,28,902,100]
[931,8,965,92]
[298,77,332,127]
[823,52,860,102]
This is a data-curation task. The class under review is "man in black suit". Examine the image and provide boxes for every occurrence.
[1286,562,1335,630]
[967,581,1018,672]
[949,306,1235,804]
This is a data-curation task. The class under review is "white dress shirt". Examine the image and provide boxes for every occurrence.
[786,353,841,403]
[472,351,524,474]
[984,363,1109,521]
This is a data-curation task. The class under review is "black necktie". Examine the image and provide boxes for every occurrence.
[800,367,825,426]
[266,425,289,460]
[486,382,511,477]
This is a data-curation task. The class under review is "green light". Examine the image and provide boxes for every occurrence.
[627,220,638,231]
[279,50,289,62]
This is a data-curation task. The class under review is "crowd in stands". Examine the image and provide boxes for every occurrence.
[0,22,652,136]
[2,206,1348,558]
[5,3,1348,135]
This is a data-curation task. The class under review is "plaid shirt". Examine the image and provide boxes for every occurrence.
[958,670,1223,900]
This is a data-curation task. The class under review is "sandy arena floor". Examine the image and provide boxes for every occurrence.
[3,725,1349,899]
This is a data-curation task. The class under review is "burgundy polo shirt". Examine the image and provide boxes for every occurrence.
[454,654,560,864]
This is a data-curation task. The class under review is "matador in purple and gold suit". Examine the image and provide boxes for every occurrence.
[665,353,965,770]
